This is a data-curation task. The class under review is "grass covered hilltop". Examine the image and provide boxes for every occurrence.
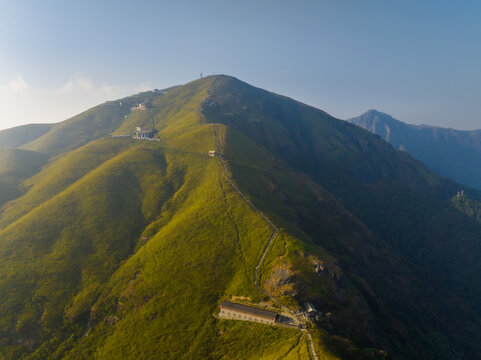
[0,75,480,360]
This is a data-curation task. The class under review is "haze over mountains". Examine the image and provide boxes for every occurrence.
[0,75,480,360]
[348,110,481,190]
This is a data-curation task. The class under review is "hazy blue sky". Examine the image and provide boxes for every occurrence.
[1,0,480,130]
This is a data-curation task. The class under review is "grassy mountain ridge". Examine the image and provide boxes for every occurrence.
[0,140,133,228]
[200,75,481,359]
[0,148,46,180]
[0,75,480,359]
[20,89,172,157]
[0,124,53,148]
[0,79,335,359]
[0,148,47,207]
[0,89,173,210]
[219,124,479,359]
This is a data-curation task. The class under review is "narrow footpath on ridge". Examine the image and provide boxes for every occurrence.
[212,124,319,360]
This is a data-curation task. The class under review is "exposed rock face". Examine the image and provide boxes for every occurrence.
[263,263,297,297]
[271,268,292,286]
[348,109,481,190]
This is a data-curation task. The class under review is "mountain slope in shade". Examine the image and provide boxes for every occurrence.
[348,110,481,190]
[0,76,480,360]
[202,76,481,358]
[0,148,47,207]
[0,123,53,148]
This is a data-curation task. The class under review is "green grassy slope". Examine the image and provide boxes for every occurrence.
[0,148,47,207]
[0,124,53,148]
[0,92,169,209]
[20,90,167,157]
[0,78,343,359]
[0,145,168,345]
[0,179,20,209]
[0,139,134,228]
[220,125,479,360]
[1,75,480,360]
[201,75,481,359]
[60,144,288,359]
[0,148,46,180]
[20,103,131,156]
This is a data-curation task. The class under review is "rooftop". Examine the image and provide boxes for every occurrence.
[220,301,278,320]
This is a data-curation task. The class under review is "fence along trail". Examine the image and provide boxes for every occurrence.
[212,124,319,360]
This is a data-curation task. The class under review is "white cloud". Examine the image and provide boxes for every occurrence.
[56,75,95,94]
[55,74,125,97]
[0,75,148,130]
[0,75,30,94]
[133,81,153,94]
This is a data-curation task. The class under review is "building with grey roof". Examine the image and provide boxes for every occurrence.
[219,301,278,325]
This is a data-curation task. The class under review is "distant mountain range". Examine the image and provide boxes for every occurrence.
[348,110,481,190]
[0,76,480,359]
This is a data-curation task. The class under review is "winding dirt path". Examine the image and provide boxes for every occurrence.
[212,124,319,360]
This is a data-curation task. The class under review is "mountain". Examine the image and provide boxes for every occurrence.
[0,123,53,148]
[0,148,47,207]
[348,110,481,190]
[20,92,163,157]
[0,76,480,360]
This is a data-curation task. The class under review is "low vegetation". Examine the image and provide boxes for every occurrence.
[0,123,53,148]
[0,75,480,359]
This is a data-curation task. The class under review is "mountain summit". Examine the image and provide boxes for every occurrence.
[348,109,481,190]
[0,75,480,359]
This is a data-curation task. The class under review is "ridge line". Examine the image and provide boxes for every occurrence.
[212,124,319,360]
